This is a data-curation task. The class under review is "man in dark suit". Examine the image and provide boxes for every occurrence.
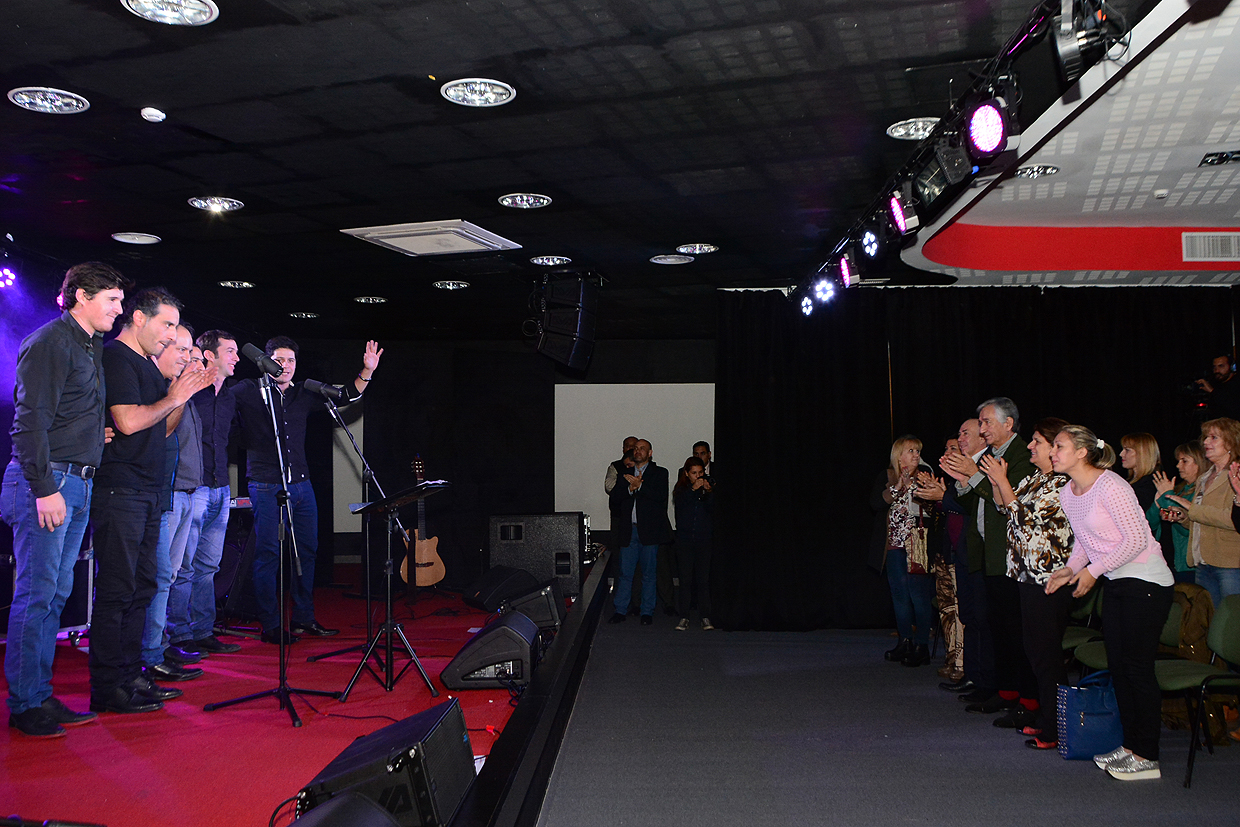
[942,398,1037,722]
[607,438,672,626]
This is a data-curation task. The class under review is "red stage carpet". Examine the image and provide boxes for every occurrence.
[2,583,516,827]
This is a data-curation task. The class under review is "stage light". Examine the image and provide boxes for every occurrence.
[888,188,919,236]
[800,296,814,317]
[0,266,14,288]
[813,277,836,304]
[837,252,856,288]
[861,230,879,259]
[964,98,1009,159]
[1054,0,1125,84]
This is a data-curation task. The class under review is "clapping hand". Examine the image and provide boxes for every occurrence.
[914,471,945,501]
[1229,461,1240,499]
[1152,470,1177,498]
[978,454,1007,485]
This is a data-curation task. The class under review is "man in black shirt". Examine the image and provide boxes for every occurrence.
[89,288,215,715]
[1197,353,1240,420]
[3,263,127,739]
[232,336,382,643]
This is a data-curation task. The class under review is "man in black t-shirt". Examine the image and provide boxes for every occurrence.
[89,288,214,715]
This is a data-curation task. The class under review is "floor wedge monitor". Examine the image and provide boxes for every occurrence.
[441,611,539,690]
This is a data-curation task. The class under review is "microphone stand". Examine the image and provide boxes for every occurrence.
[204,374,340,727]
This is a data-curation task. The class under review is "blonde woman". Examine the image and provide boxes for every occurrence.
[1166,418,1240,608]
[1119,433,1161,527]
[874,436,934,666]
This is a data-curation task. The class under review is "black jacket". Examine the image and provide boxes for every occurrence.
[609,461,673,546]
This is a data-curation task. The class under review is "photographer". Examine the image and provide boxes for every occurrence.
[1195,353,1240,420]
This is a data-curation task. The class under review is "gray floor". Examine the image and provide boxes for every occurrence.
[537,617,1240,827]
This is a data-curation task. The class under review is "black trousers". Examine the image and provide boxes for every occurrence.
[1103,576,1174,760]
[675,538,713,618]
[89,488,161,694]
[1019,579,1074,738]
[955,547,994,690]
[985,574,1037,699]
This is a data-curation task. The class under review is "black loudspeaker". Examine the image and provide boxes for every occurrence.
[463,565,539,612]
[295,792,400,827]
[500,580,566,632]
[440,611,539,690]
[298,698,475,827]
[214,505,259,621]
[489,512,585,598]
[536,277,596,370]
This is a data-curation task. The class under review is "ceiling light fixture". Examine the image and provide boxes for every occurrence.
[189,196,244,212]
[1053,0,1124,84]
[800,296,814,317]
[111,232,161,244]
[964,98,1010,159]
[7,87,90,114]
[813,277,836,304]
[676,243,718,255]
[499,193,551,209]
[288,312,319,319]
[440,78,516,107]
[121,0,219,26]
[354,296,388,304]
[530,255,571,266]
[889,188,920,236]
[140,107,166,122]
[885,117,939,141]
[860,230,880,259]
[218,280,255,289]
[650,254,694,265]
[1,267,15,289]
[1014,164,1060,179]
[433,280,470,290]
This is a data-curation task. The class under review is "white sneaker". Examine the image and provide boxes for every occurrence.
[675,617,689,631]
[1106,753,1161,781]
[1093,746,1130,769]
[701,617,715,631]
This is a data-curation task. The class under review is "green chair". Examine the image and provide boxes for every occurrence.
[1062,587,1104,653]
[1072,601,1182,673]
[1172,594,1240,788]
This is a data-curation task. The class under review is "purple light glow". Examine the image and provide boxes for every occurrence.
[0,267,14,288]
[967,104,1006,155]
[890,193,907,234]
[839,257,852,287]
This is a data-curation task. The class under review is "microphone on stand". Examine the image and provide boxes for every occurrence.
[303,379,344,401]
[241,343,283,378]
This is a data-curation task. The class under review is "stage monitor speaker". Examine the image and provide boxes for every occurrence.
[463,565,539,612]
[500,580,566,632]
[295,792,400,827]
[297,698,475,827]
[215,506,260,621]
[489,512,585,598]
[440,611,539,690]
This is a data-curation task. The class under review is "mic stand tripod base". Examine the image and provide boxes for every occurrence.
[203,681,340,728]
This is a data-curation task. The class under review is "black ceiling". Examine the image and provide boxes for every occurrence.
[0,0,1150,343]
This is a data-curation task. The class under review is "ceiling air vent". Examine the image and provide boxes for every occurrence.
[1183,233,1240,262]
[341,219,521,256]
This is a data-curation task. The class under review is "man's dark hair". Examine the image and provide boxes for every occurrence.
[197,329,236,356]
[265,335,299,358]
[693,440,711,453]
[60,262,132,310]
[119,286,182,328]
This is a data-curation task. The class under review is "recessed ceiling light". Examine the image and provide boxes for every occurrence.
[122,0,219,26]
[354,296,388,304]
[676,243,718,255]
[288,312,319,319]
[1014,164,1060,179]
[499,193,551,209]
[189,196,244,212]
[140,107,166,122]
[7,87,90,114]
[530,255,571,266]
[218,280,255,289]
[885,117,940,141]
[433,280,470,290]
[650,254,694,265]
[111,232,161,244]
[440,78,516,107]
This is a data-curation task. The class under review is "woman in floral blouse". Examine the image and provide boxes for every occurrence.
[979,417,1073,751]
[878,436,935,666]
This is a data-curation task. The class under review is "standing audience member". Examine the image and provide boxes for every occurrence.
[1196,353,1240,420]
[979,417,1073,749]
[607,439,672,626]
[876,436,935,666]
[673,456,714,631]
[1119,432,1161,531]
[1166,418,1240,608]
[1152,441,1206,583]
[90,288,214,715]
[1048,425,1174,781]
[605,436,638,494]
[3,263,128,738]
[693,441,714,482]
[913,439,961,681]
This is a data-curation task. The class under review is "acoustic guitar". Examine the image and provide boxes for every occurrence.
[400,455,446,586]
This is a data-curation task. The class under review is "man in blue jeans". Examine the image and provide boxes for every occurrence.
[3,262,128,738]
[232,336,382,643]
[606,439,672,626]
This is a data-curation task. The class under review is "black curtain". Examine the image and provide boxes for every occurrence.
[714,286,1236,631]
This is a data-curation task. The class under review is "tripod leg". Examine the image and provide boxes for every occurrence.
[393,624,440,697]
[338,627,386,702]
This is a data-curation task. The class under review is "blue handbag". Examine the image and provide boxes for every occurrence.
[1057,671,1123,760]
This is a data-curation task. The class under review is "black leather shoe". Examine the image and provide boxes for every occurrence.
[163,645,204,664]
[260,628,299,645]
[884,638,912,662]
[640,615,653,626]
[9,707,66,738]
[993,707,1037,729]
[940,678,975,692]
[130,674,182,701]
[145,662,204,682]
[966,695,1017,714]
[90,686,164,714]
[41,697,96,727]
[959,688,994,703]
[901,644,931,667]
[190,634,241,654]
[607,613,627,624]
[290,620,339,637]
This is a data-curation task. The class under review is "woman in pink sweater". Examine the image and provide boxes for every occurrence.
[1046,425,1174,782]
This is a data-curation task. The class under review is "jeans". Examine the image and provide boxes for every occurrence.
[885,548,934,645]
[169,485,229,643]
[1103,577,1174,760]
[249,479,318,631]
[1,462,92,715]
[142,491,201,665]
[614,541,659,617]
[1194,563,1240,611]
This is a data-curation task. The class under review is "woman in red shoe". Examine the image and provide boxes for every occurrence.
[979,417,1074,751]
[1047,425,1174,782]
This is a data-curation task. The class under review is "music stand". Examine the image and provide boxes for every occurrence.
[338,481,449,701]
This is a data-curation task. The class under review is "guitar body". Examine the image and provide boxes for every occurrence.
[400,455,447,587]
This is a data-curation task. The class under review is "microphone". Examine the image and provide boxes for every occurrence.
[303,379,344,401]
[242,343,282,378]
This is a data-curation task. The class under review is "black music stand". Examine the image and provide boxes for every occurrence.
[338,481,449,701]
